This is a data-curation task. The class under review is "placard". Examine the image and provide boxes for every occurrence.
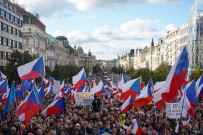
[166,103,182,119]
[75,92,94,106]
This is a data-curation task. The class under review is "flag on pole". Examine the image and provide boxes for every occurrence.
[17,56,45,80]
[2,81,16,120]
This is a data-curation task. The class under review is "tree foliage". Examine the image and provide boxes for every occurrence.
[93,64,101,74]
[153,62,171,82]
[111,66,125,74]
[133,68,153,84]
[190,65,203,80]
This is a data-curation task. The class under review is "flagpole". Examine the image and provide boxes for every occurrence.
[180,86,186,124]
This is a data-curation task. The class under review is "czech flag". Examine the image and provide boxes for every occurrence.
[118,73,126,94]
[153,46,189,109]
[17,86,43,126]
[109,81,117,91]
[178,81,197,117]
[0,80,8,95]
[72,68,87,90]
[134,80,153,107]
[38,85,45,100]
[196,75,203,98]
[90,81,105,95]
[153,81,165,93]
[2,81,16,120]
[48,76,55,85]
[41,97,66,116]
[21,79,35,91]
[132,119,142,135]
[120,77,140,100]
[17,57,45,80]
[41,76,48,86]
[0,71,7,81]
[60,80,65,93]
[45,83,53,96]
[120,96,133,112]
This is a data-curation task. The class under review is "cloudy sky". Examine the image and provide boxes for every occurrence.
[17,0,194,60]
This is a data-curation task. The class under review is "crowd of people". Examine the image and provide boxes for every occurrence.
[0,89,203,135]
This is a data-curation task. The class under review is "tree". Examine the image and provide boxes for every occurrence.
[153,62,171,82]
[133,68,153,84]
[190,65,203,80]
[5,50,35,84]
[93,64,101,74]
[111,66,118,74]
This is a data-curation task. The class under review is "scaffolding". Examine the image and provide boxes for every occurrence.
[188,0,203,74]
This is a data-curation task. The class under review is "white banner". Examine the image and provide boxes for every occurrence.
[75,92,94,106]
[53,80,61,94]
[166,103,182,119]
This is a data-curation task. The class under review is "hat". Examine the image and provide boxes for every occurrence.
[75,123,80,126]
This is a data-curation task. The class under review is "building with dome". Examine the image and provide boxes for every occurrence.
[74,46,96,75]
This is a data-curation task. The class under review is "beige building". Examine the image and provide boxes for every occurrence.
[0,0,23,70]
[15,4,47,59]
[74,46,96,74]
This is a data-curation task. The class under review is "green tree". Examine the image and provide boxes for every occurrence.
[153,62,171,82]
[93,64,101,74]
[5,50,35,84]
[190,65,203,80]
[111,66,118,74]
[133,68,153,84]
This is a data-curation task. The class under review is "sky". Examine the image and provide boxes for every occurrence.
[16,0,195,60]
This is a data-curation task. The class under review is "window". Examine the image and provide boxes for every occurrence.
[3,23,7,32]
[1,9,4,17]
[13,28,16,35]
[16,41,19,48]
[8,26,11,33]
[0,37,2,45]
[8,39,11,47]
[5,52,8,60]
[0,51,3,59]
[11,15,14,22]
[6,12,9,20]
[0,22,2,30]
[3,38,6,45]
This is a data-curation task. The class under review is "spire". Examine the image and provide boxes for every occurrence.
[151,38,154,47]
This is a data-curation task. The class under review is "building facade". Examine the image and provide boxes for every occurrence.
[0,0,23,70]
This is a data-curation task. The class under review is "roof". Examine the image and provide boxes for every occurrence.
[45,33,58,45]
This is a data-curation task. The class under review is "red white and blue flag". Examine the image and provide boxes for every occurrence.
[118,74,126,94]
[134,80,153,107]
[72,68,87,90]
[41,76,48,86]
[17,86,43,126]
[0,71,7,81]
[196,75,203,98]
[178,80,197,117]
[0,80,8,95]
[17,56,45,80]
[41,97,66,116]
[120,96,133,112]
[90,80,105,95]
[132,119,142,135]
[120,77,141,100]
[153,46,189,109]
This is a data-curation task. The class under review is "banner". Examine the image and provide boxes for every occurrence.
[53,80,61,94]
[75,92,94,106]
[166,103,182,119]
